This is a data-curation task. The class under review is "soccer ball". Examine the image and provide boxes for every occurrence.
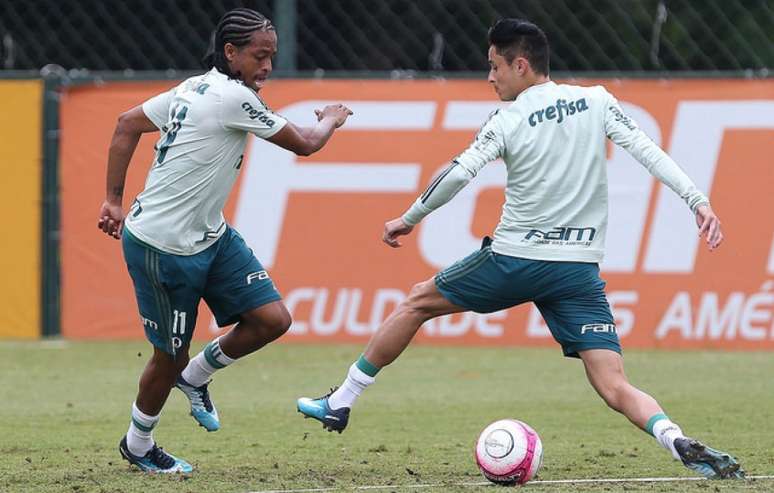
[475,419,543,486]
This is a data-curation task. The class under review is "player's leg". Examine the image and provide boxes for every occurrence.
[120,345,193,473]
[298,240,512,432]
[136,345,190,416]
[364,278,464,367]
[120,231,199,473]
[177,301,289,432]
[580,349,743,479]
[179,227,289,430]
[218,300,291,358]
[296,278,462,432]
[534,259,743,479]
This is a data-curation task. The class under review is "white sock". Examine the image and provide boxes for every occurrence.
[126,402,160,456]
[181,337,235,387]
[328,363,375,410]
[652,418,686,460]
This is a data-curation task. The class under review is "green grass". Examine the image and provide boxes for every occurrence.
[1,341,772,493]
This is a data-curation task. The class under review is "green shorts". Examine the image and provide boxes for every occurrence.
[122,226,282,356]
[435,238,620,358]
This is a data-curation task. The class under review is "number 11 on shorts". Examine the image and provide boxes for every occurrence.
[173,310,187,335]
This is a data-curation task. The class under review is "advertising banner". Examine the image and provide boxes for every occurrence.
[0,80,42,339]
[60,79,774,349]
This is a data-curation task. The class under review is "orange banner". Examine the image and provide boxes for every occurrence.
[60,79,774,349]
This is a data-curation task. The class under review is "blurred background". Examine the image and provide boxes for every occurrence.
[1,0,772,349]
[2,0,772,74]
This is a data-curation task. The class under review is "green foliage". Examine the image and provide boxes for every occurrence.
[1,341,772,492]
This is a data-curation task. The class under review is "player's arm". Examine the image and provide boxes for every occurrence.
[383,113,505,248]
[223,89,351,156]
[604,93,723,250]
[98,102,162,239]
[268,104,352,156]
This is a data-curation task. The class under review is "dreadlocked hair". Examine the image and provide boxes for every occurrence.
[203,8,275,78]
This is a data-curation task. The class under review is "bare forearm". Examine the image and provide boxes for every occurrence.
[301,118,338,154]
[106,129,142,204]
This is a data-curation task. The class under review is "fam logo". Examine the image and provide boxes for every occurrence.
[524,226,597,244]
[580,323,616,335]
[246,270,271,285]
[141,316,158,331]
[241,102,276,127]
[528,98,588,127]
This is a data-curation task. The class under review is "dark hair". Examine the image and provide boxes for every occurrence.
[203,8,274,77]
[487,18,549,75]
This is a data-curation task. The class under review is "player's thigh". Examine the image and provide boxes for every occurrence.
[534,263,620,358]
[122,232,205,356]
[434,241,528,313]
[203,227,282,327]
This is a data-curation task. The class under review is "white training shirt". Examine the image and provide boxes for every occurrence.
[402,81,708,263]
[124,68,287,255]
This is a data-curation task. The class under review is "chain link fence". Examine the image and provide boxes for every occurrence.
[2,0,772,75]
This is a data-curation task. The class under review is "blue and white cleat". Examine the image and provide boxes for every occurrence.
[119,436,193,473]
[297,387,350,433]
[175,376,220,432]
[674,438,744,479]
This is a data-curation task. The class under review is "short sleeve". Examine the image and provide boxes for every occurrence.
[221,87,287,139]
[142,90,174,130]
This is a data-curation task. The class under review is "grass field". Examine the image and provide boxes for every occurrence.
[1,340,772,493]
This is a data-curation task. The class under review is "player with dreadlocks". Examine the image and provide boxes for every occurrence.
[97,8,352,473]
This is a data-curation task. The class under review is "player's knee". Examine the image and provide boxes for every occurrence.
[269,309,292,339]
[403,281,436,319]
[243,305,292,340]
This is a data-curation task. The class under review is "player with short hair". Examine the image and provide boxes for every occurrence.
[298,18,743,479]
[98,8,352,473]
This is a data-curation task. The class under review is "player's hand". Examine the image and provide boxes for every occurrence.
[315,104,353,128]
[98,200,124,239]
[383,217,414,248]
[695,204,723,251]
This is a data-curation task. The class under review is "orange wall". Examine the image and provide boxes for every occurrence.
[59,79,774,349]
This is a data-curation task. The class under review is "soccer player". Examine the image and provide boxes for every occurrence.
[97,8,352,473]
[298,19,743,479]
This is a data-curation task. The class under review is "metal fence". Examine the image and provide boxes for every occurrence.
[2,0,772,76]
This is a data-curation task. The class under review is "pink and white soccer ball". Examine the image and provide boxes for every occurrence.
[475,419,543,486]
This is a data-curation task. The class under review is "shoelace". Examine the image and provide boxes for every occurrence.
[197,382,214,412]
[313,386,339,402]
[185,381,214,412]
[147,445,176,470]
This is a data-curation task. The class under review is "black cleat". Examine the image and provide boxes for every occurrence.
[674,438,744,479]
[118,436,193,473]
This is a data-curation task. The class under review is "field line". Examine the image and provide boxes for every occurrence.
[247,475,774,493]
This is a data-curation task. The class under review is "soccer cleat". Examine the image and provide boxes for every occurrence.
[674,438,744,479]
[175,376,220,432]
[296,387,350,433]
[119,436,193,473]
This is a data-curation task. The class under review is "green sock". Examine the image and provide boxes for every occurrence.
[355,354,380,377]
[645,412,669,436]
